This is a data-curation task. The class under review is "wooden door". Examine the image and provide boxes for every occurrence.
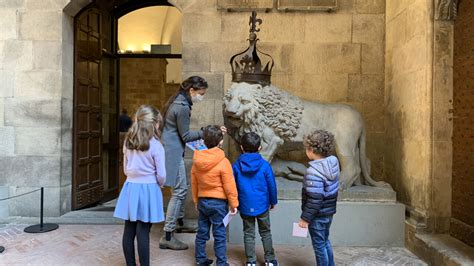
[97,1,121,202]
[452,0,474,246]
[73,8,104,209]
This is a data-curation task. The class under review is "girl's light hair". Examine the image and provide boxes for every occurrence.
[125,105,162,151]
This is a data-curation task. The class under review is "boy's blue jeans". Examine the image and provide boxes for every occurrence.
[308,216,334,266]
[195,198,228,266]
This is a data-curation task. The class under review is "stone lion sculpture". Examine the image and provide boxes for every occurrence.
[223,82,390,190]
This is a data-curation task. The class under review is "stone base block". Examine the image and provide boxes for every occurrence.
[229,200,405,247]
[277,176,396,202]
[0,186,9,220]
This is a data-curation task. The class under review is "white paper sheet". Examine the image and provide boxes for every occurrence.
[292,222,309,238]
[223,212,234,227]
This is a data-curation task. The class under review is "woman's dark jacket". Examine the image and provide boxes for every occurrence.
[162,93,203,187]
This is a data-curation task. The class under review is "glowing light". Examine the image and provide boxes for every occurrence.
[142,44,151,52]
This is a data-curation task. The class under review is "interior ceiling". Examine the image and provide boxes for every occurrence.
[117,6,182,53]
[64,0,172,17]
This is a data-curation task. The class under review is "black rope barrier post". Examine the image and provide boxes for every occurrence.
[24,187,59,233]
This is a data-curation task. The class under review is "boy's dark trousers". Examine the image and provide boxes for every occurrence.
[195,198,228,266]
[308,216,334,266]
[122,220,152,266]
[241,210,276,262]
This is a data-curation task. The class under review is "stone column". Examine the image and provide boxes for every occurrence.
[431,13,454,233]
[385,0,456,249]
[385,0,435,226]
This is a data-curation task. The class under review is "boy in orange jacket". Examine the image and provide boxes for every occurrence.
[192,125,239,266]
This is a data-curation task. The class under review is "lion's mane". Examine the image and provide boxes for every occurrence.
[233,84,304,141]
[256,84,304,140]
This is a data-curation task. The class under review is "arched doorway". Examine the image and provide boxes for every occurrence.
[71,0,182,210]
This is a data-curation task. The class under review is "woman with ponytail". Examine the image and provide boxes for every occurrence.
[160,76,223,250]
[114,105,166,266]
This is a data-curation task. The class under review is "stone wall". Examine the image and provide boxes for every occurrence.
[119,58,168,113]
[182,0,387,178]
[386,0,455,236]
[0,0,388,217]
[0,0,72,217]
[385,0,434,224]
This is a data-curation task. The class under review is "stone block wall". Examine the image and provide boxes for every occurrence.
[119,58,168,114]
[385,0,434,225]
[0,0,72,217]
[385,0,457,239]
[0,0,447,226]
[181,0,387,179]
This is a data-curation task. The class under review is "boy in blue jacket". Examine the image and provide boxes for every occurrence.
[299,130,340,266]
[232,132,278,266]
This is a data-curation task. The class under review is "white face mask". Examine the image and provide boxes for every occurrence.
[192,94,204,103]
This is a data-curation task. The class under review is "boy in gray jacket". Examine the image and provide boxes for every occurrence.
[298,130,340,266]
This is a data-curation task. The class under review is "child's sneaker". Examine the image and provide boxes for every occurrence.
[196,258,213,266]
[265,260,278,266]
[246,262,257,266]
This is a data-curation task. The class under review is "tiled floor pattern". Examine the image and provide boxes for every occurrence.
[0,224,426,265]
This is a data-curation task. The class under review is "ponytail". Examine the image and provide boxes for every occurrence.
[126,105,163,151]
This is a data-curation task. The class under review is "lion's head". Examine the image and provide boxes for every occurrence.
[223,82,304,141]
[223,82,265,138]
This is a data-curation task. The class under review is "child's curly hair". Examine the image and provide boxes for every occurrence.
[303,129,336,157]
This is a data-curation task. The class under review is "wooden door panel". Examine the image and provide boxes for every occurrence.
[77,32,89,54]
[77,138,88,159]
[89,12,100,32]
[76,85,89,106]
[77,57,89,77]
[90,86,101,107]
[90,163,101,183]
[76,163,89,188]
[89,37,101,59]
[90,62,100,85]
[89,138,100,156]
[73,7,104,210]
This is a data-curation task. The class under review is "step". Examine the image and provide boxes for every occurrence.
[413,233,474,265]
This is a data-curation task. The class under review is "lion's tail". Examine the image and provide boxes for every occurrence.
[359,127,390,188]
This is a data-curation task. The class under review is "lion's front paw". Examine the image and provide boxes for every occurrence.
[339,182,351,191]
[376,181,393,190]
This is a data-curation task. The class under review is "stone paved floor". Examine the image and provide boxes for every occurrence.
[0,224,426,265]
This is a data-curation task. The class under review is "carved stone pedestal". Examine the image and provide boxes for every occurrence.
[229,185,405,247]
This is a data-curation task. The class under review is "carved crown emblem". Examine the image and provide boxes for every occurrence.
[230,11,274,86]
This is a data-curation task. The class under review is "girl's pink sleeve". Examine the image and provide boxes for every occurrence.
[153,141,167,186]
[123,144,128,176]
